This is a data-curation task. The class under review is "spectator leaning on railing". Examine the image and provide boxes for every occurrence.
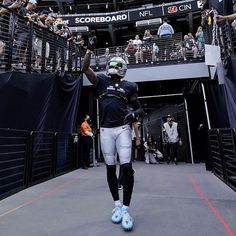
[0,0,25,15]
[217,13,236,30]
[14,0,38,65]
[33,10,49,67]
[0,0,27,59]
[216,13,236,21]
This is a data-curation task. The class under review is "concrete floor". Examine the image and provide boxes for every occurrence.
[0,162,236,236]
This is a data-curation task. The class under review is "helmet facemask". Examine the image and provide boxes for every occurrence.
[106,57,127,78]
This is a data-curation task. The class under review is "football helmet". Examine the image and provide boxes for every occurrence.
[106,57,127,78]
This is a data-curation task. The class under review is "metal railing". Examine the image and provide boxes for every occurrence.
[86,33,189,70]
[0,128,79,200]
[0,128,28,199]
[0,6,204,74]
[0,5,80,73]
[217,20,235,66]
[208,128,236,192]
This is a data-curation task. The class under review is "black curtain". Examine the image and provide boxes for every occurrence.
[204,81,230,128]
[217,56,236,128]
[0,72,82,132]
[185,93,208,162]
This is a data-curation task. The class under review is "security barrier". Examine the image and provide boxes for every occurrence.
[90,33,184,69]
[0,128,78,200]
[218,20,236,66]
[0,4,79,74]
[209,128,236,192]
[0,5,196,74]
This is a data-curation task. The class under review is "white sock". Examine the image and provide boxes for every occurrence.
[115,200,122,207]
[122,205,129,211]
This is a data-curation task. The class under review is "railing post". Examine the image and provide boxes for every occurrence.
[5,12,16,71]
[52,132,58,177]
[60,38,66,73]
[41,29,47,73]
[217,129,228,184]
[52,34,57,72]
[26,22,33,73]
[24,131,34,188]
[67,40,73,73]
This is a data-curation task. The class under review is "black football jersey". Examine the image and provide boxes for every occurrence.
[96,73,138,128]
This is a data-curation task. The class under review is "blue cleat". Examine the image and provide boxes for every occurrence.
[111,206,122,224]
[121,209,134,231]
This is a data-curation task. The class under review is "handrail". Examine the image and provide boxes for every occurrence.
[0,4,80,73]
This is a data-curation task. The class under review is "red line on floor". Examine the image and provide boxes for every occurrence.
[0,172,89,219]
[187,174,235,236]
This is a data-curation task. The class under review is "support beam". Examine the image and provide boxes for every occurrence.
[184,98,194,164]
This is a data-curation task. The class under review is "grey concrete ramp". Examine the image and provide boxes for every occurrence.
[0,163,236,236]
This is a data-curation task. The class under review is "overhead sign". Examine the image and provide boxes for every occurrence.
[62,13,128,26]
[61,0,201,26]
[129,6,162,21]
[164,1,200,16]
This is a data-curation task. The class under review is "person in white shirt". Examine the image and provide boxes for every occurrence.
[163,114,182,165]
[132,35,143,63]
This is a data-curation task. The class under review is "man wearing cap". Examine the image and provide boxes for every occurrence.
[163,114,182,165]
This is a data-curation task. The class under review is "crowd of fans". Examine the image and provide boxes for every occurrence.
[0,3,209,70]
[0,0,74,67]
[99,22,205,66]
[0,0,235,69]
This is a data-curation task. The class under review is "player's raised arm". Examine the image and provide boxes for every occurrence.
[82,49,98,86]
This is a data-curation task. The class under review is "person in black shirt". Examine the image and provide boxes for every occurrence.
[82,49,143,231]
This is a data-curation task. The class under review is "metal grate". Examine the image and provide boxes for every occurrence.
[30,132,54,185]
[0,128,76,199]
[219,129,236,191]
[0,129,29,198]
[208,129,225,181]
[0,5,78,73]
[55,133,73,175]
[209,128,236,192]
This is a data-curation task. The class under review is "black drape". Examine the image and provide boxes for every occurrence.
[217,56,236,128]
[204,81,230,129]
[185,93,208,163]
[0,72,82,132]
